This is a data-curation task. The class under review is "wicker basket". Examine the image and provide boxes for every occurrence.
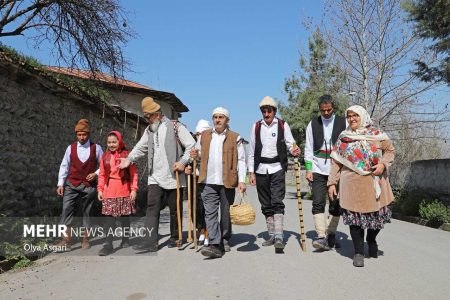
[230,192,255,225]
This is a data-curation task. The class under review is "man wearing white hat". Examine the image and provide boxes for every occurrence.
[249,96,300,251]
[191,107,247,258]
[119,97,195,252]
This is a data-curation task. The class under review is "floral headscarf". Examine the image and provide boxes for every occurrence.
[331,105,389,199]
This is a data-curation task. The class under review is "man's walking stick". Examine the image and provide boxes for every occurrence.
[175,170,182,247]
[193,160,198,250]
[187,173,193,243]
[293,144,306,252]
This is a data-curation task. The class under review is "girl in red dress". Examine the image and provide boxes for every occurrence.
[97,131,138,256]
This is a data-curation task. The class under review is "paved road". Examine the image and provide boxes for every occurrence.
[1,186,449,300]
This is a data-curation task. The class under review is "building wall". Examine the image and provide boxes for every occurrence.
[0,61,155,216]
[391,159,450,205]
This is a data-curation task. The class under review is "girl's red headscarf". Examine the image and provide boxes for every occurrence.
[108,130,127,153]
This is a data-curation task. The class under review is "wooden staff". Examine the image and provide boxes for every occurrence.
[176,170,182,247]
[293,143,306,252]
[187,173,193,243]
[193,160,198,250]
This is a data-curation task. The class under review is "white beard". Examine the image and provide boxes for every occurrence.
[149,120,161,133]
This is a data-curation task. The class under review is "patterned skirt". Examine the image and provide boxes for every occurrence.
[102,197,136,217]
[342,204,392,230]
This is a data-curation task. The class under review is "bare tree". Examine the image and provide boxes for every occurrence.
[322,0,449,164]
[323,0,447,121]
[0,0,133,77]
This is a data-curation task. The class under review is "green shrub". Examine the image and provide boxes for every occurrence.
[11,258,33,270]
[419,200,450,224]
[392,188,423,216]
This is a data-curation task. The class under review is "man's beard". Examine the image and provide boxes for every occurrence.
[149,120,161,132]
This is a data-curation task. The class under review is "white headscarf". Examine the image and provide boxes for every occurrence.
[346,105,372,129]
[342,105,389,141]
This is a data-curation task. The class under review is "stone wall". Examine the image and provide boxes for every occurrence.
[391,159,450,205]
[0,58,151,216]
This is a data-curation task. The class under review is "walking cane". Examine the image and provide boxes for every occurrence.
[175,170,182,247]
[187,172,193,244]
[293,143,307,252]
[193,160,198,250]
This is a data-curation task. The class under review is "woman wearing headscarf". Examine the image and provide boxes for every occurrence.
[327,105,395,267]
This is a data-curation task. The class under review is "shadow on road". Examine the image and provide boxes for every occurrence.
[230,233,260,252]
[306,230,354,259]
[256,230,306,249]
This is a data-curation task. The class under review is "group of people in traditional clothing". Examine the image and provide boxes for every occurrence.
[54,94,395,267]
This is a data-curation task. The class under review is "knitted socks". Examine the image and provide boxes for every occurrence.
[313,213,327,238]
[266,215,274,237]
[274,214,284,239]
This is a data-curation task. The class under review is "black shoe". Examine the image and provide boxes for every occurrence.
[368,243,378,258]
[120,239,130,248]
[274,236,285,251]
[353,254,364,267]
[167,238,177,248]
[98,244,113,256]
[201,245,224,258]
[133,242,158,252]
[262,236,275,247]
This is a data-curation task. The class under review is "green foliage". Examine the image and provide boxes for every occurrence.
[279,28,348,149]
[392,188,422,216]
[0,43,41,67]
[12,258,33,270]
[0,43,111,104]
[403,0,450,84]
[0,217,51,271]
[419,200,450,224]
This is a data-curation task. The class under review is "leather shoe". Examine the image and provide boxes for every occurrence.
[262,236,275,247]
[353,254,364,267]
[274,236,285,250]
[167,238,177,248]
[133,242,158,252]
[201,245,224,258]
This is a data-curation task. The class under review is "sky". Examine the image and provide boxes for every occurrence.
[3,0,448,142]
[3,0,323,140]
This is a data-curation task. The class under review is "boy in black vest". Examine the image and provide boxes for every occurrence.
[304,95,346,250]
[249,96,300,252]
